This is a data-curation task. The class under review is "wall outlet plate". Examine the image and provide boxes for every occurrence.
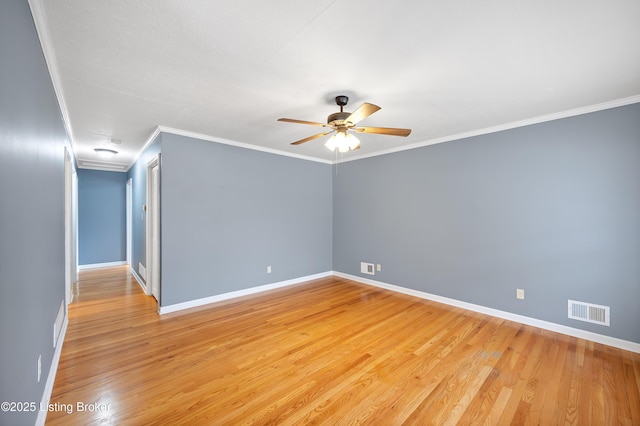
[516,289,525,300]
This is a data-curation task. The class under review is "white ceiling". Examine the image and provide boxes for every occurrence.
[32,0,640,170]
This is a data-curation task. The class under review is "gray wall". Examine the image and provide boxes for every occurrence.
[0,1,69,424]
[333,103,640,344]
[160,133,333,306]
[78,169,128,265]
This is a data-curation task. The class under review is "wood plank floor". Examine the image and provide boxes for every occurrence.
[47,266,640,425]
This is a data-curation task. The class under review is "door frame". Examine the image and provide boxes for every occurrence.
[145,154,161,303]
[126,178,132,266]
[64,147,77,305]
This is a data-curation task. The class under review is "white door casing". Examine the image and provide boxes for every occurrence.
[64,148,72,305]
[146,155,161,303]
[126,178,132,265]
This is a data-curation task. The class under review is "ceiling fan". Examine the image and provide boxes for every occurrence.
[278,95,411,152]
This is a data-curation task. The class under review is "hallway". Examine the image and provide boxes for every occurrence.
[47,267,157,424]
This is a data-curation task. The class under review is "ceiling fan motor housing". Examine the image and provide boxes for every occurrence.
[327,111,352,127]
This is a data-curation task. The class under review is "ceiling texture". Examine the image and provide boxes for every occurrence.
[31,0,640,170]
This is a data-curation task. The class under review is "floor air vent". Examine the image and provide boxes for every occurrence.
[568,300,610,326]
[53,300,65,347]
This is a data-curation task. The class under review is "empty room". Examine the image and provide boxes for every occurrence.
[1,1,639,425]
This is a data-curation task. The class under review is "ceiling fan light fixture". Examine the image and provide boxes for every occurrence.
[346,133,360,150]
[325,130,359,152]
[94,148,118,159]
[324,135,338,151]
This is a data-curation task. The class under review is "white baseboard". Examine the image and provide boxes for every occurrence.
[36,316,68,426]
[159,271,333,315]
[334,272,640,354]
[130,267,147,294]
[78,261,127,270]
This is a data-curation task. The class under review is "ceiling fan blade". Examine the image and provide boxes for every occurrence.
[344,102,381,125]
[290,130,334,145]
[278,118,328,127]
[353,126,412,137]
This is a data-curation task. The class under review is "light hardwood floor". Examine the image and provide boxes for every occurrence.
[47,266,640,425]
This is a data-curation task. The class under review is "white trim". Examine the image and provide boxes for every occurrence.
[126,178,132,266]
[64,148,72,307]
[27,0,76,156]
[336,95,640,164]
[158,126,334,165]
[35,317,68,426]
[77,160,129,172]
[128,127,162,172]
[130,124,333,172]
[333,272,640,354]
[72,168,79,289]
[131,97,640,169]
[130,267,147,294]
[158,271,333,314]
[78,261,127,270]
[146,155,161,300]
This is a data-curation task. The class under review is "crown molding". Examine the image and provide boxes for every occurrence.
[78,159,129,172]
[126,126,162,171]
[337,95,640,164]
[157,96,640,166]
[157,126,334,164]
[28,0,77,154]
[137,95,639,168]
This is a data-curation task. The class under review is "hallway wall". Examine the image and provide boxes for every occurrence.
[78,169,128,265]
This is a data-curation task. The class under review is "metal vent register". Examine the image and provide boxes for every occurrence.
[568,300,610,326]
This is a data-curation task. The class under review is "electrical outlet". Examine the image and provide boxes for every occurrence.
[516,289,525,300]
[376,264,381,272]
[267,266,272,274]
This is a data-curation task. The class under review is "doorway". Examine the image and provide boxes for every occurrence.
[146,155,161,303]
[126,178,132,266]
[64,147,78,305]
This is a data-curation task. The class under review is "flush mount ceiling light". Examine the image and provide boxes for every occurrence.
[278,95,411,152]
[94,148,118,159]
